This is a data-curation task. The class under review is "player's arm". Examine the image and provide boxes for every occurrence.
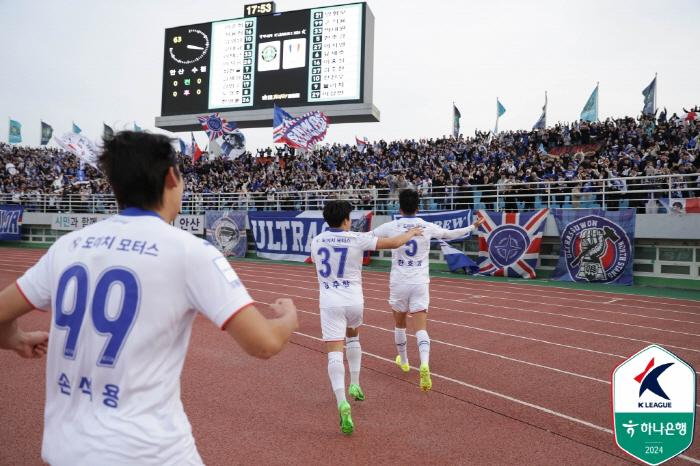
[224,299,298,360]
[0,283,49,359]
[375,226,423,249]
[439,217,486,240]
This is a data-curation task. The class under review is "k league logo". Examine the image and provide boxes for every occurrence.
[561,215,631,283]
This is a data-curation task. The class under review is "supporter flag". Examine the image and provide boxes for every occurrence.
[54,132,101,168]
[40,121,54,145]
[355,136,368,152]
[550,209,635,285]
[439,241,479,274]
[538,143,547,155]
[220,128,247,159]
[477,208,549,278]
[8,119,21,143]
[677,111,700,124]
[453,104,461,138]
[103,123,114,142]
[642,76,656,115]
[494,99,506,133]
[72,122,82,134]
[134,122,141,132]
[658,198,700,214]
[179,139,191,156]
[191,131,202,163]
[580,84,598,122]
[533,92,547,129]
[273,104,329,150]
[197,113,235,141]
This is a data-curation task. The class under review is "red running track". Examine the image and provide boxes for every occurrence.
[1,248,699,465]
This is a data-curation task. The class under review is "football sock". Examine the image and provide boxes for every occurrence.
[395,327,408,365]
[346,336,362,386]
[416,330,430,366]
[328,351,346,406]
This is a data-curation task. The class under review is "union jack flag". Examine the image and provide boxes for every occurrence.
[197,113,235,141]
[272,104,328,151]
[477,208,549,279]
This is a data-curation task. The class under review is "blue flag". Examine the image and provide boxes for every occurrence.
[642,77,656,115]
[9,119,21,144]
[495,99,506,133]
[440,241,479,274]
[580,85,598,122]
[453,105,461,138]
[533,93,547,129]
[103,123,114,142]
[72,122,82,134]
[134,122,141,132]
[179,139,191,156]
[40,121,54,145]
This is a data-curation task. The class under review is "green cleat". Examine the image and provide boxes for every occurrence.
[348,383,365,401]
[338,400,353,435]
[396,355,410,372]
[420,363,432,392]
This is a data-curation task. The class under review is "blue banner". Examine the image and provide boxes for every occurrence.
[249,210,373,262]
[205,211,248,258]
[0,205,24,241]
[391,209,473,243]
[580,85,598,122]
[9,119,21,144]
[41,121,54,145]
[642,77,656,115]
[550,209,635,285]
[273,104,329,151]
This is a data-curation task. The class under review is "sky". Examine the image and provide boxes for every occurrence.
[1,0,699,151]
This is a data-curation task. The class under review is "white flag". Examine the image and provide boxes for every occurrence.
[54,132,102,168]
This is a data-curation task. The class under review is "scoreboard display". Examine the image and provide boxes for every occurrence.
[161,2,372,120]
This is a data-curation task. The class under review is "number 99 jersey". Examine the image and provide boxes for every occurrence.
[16,208,254,466]
[310,228,377,308]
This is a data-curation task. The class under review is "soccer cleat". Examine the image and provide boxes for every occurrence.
[348,383,365,401]
[338,400,353,435]
[420,363,432,392]
[396,355,410,372]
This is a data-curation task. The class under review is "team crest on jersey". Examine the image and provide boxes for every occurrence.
[560,215,631,283]
[211,216,241,254]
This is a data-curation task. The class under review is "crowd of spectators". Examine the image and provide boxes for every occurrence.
[2,106,699,214]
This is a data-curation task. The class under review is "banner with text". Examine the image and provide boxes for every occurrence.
[249,210,373,263]
[391,209,473,243]
[52,213,111,231]
[547,143,603,156]
[205,211,247,258]
[550,208,635,285]
[170,214,205,234]
[0,205,24,240]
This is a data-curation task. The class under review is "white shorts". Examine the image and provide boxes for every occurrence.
[389,283,430,313]
[320,304,364,341]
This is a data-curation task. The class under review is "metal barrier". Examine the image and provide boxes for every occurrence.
[1,172,697,214]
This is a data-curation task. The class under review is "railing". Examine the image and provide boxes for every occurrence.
[1,172,697,214]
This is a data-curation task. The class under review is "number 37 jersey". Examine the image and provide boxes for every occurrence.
[310,229,378,308]
[16,209,254,466]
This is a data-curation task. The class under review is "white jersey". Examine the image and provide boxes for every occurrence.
[310,229,378,308]
[16,208,254,466]
[373,216,471,285]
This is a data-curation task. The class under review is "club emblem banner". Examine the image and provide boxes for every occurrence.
[391,209,473,243]
[550,209,635,285]
[206,211,248,258]
[0,205,24,240]
[249,210,373,263]
[477,209,549,278]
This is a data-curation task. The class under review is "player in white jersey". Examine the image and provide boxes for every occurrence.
[310,200,422,435]
[0,131,298,466]
[372,189,484,391]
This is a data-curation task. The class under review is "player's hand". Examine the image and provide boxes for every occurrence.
[14,331,49,359]
[269,299,299,330]
[473,217,486,228]
[407,226,423,237]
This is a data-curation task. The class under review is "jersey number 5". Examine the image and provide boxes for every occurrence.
[55,264,140,368]
[317,247,348,278]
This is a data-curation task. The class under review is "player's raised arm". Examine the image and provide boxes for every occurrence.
[439,217,485,240]
[224,299,298,359]
[376,226,423,249]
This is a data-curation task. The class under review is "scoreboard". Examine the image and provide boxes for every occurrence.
[157,2,377,131]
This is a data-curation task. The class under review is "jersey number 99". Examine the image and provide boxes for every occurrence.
[55,264,140,368]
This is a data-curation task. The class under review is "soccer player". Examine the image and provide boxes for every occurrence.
[0,131,298,466]
[310,200,422,435]
[372,189,485,392]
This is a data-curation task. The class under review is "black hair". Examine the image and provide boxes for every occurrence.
[399,189,419,215]
[98,131,179,210]
[323,200,353,228]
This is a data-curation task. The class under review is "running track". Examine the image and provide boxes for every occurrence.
[1,248,699,465]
